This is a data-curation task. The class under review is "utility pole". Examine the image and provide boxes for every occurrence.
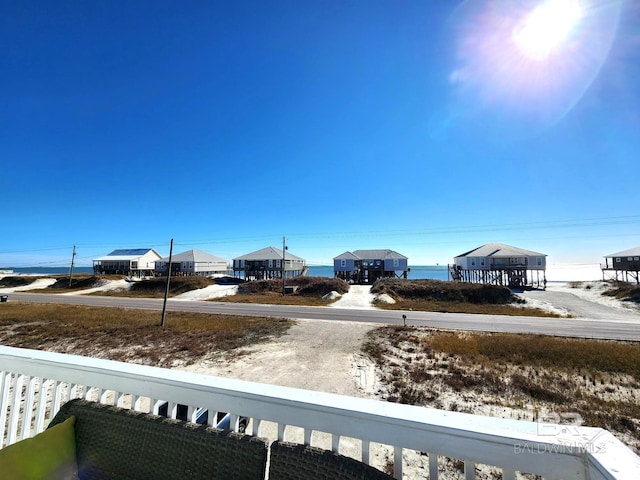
[161,238,173,328]
[282,235,286,296]
[68,245,76,288]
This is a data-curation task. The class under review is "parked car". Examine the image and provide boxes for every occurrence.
[157,402,248,433]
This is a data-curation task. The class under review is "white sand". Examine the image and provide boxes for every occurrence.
[329,285,376,309]
[0,278,57,292]
[60,279,132,295]
[172,284,239,301]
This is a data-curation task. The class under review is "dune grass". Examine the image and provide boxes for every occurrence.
[363,326,640,451]
[0,302,292,367]
[371,279,564,317]
[603,282,640,304]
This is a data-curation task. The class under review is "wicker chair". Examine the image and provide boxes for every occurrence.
[48,399,268,480]
[268,441,395,480]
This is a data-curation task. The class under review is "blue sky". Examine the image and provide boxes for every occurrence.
[1,0,639,267]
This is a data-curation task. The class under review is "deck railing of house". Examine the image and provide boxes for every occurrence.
[2,346,639,479]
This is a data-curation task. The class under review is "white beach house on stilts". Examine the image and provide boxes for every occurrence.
[450,242,547,288]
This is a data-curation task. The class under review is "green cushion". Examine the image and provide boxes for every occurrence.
[0,415,78,480]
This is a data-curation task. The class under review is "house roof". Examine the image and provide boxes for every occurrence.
[352,249,408,260]
[159,249,227,264]
[234,246,305,262]
[455,243,546,259]
[333,249,408,261]
[333,251,360,260]
[605,247,640,258]
[94,248,161,261]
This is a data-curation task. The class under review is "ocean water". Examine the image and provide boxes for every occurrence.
[2,265,449,280]
[1,267,95,275]
[307,265,449,281]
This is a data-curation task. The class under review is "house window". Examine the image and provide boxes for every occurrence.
[268,259,273,268]
[536,257,542,266]
[616,258,621,262]
[635,257,639,261]
[470,258,476,267]
[132,261,138,269]
[628,257,633,261]
[480,258,485,267]
[393,259,399,267]
[341,259,347,267]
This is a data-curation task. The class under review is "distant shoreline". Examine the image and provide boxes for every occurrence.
[0,263,605,283]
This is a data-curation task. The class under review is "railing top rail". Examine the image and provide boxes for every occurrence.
[2,346,640,479]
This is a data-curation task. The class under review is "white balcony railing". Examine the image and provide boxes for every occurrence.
[1,345,639,479]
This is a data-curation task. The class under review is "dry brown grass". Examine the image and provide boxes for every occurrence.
[371,279,565,317]
[375,298,562,317]
[215,293,334,306]
[0,302,292,367]
[363,326,640,452]
[603,282,640,304]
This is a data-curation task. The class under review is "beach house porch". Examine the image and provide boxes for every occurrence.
[1,346,638,479]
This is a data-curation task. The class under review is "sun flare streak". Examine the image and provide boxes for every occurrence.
[445,0,621,139]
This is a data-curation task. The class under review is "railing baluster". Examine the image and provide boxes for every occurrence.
[8,374,24,444]
[68,383,76,400]
[0,372,11,448]
[429,453,438,480]
[229,413,239,431]
[0,372,12,448]
[393,446,403,479]
[502,468,516,480]
[35,379,50,433]
[251,418,261,436]
[331,434,340,453]
[207,409,217,427]
[20,376,37,439]
[362,440,370,465]
[53,381,63,414]
[187,405,196,423]
[464,460,474,480]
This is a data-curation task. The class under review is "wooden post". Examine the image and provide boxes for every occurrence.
[68,245,76,288]
[161,239,173,328]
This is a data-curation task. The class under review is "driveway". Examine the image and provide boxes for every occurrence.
[516,284,640,322]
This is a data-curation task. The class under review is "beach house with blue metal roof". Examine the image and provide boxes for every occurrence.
[93,248,162,277]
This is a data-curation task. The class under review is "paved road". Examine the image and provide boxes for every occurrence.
[6,292,640,341]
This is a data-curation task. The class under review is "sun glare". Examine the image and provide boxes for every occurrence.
[513,0,583,60]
